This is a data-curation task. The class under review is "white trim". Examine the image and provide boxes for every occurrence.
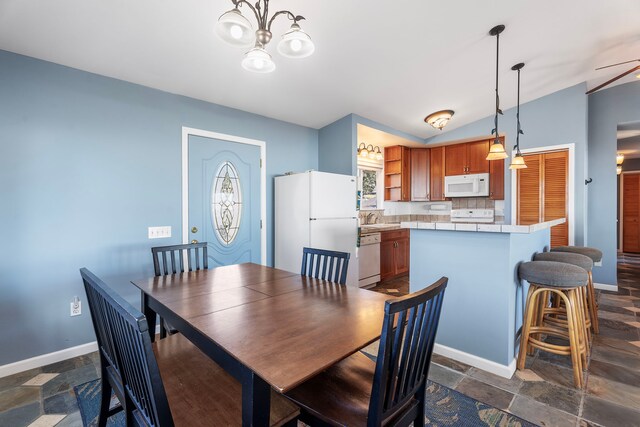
[181,127,267,266]
[0,342,98,379]
[433,343,516,379]
[594,282,618,292]
[510,143,575,245]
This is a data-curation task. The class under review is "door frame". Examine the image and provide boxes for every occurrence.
[619,171,640,252]
[510,143,575,245]
[181,126,267,265]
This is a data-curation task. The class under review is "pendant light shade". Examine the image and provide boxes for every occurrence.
[509,153,527,169]
[216,9,254,48]
[486,25,508,161]
[277,23,315,58]
[241,46,276,73]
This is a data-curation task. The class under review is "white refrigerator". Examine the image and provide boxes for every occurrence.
[275,171,359,286]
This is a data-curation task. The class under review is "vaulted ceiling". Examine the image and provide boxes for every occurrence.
[1,0,639,138]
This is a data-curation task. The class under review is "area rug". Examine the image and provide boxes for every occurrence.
[76,378,537,426]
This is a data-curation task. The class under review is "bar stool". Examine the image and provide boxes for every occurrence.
[533,252,594,349]
[552,246,602,334]
[518,261,589,388]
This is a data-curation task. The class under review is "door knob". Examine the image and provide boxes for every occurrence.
[191,239,199,244]
[191,226,198,233]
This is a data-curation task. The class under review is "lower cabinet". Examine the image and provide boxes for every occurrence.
[380,229,410,281]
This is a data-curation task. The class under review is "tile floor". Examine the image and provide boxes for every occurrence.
[2,254,640,426]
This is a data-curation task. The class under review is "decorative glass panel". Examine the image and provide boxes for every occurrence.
[211,161,242,246]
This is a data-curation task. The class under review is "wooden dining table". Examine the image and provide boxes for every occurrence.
[131,263,390,427]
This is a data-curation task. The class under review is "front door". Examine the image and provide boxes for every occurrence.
[188,134,261,267]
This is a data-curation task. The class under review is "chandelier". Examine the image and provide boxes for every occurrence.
[216,0,315,73]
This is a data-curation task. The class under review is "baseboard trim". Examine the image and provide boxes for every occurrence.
[433,343,516,379]
[0,342,98,379]
[594,282,618,292]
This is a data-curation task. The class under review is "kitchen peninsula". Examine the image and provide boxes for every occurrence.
[402,218,566,378]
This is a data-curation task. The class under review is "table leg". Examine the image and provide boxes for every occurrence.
[241,369,271,427]
[141,293,156,342]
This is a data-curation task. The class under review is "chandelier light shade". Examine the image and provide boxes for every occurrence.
[216,9,254,47]
[242,46,276,73]
[617,153,625,165]
[424,110,455,130]
[216,0,314,73]
[486,25,508,161]
[277,23,315,58]
[509,62,527,170]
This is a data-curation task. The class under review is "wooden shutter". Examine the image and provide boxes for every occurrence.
[623,174,640,253]
[517,154,542,225]
[543,151,569,247]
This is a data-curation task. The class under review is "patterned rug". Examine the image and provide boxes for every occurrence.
[76,378,537,426]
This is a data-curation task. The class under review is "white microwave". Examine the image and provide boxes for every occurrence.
[444,173,490,198]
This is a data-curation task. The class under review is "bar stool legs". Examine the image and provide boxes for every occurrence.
[587,271,599,334]
[517,284,588,388]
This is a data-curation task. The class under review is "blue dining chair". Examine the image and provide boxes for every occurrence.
[301,247,351,285]
[285,277,448,426]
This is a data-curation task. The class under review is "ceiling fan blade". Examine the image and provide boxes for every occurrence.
[595,59,640,70]
[586,65,640,95]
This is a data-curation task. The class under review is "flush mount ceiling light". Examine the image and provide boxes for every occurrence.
[486,25,509,161]
[216,0,315,73]
[509,63,527,170]
[617,153,625,165]
[424,110,455,130]
[358,143,383,161]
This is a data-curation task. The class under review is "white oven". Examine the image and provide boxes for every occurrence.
[444,173,489,198]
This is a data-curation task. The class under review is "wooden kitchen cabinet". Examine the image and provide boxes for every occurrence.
[489,158,505,200]
[429,146,446,201]
[445,140,490,176]
[384,146,411,201]
[411,148,430,201]
[380,229,410,280]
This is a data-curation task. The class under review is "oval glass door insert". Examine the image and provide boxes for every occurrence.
[211,161,242,246]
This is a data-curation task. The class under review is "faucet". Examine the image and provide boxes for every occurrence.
[366,212,376,225]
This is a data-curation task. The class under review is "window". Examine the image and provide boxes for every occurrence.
[358,167,382,210]
[211,161,242,245]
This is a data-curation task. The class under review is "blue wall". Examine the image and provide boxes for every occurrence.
[588,81,640,284]
[318,115,354,175]
[426,84,589,245]
[0,50,318,365]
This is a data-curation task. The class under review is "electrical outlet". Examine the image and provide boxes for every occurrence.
[148,226,172,239]
[70,297,81,317]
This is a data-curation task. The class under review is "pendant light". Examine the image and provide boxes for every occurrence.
[509,63,527,170]
[486,25,508,161]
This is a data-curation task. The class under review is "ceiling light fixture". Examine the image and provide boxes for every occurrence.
[424,110,455,130]
[617,153,625,165]
[486,25,508,161]
[217,0,314,73]
[509,63,527,170]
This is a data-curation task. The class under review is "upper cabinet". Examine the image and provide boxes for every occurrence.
[430,146,446,201]
[445,140,490,176]
[384,146,411,201]
[411,148,430,201]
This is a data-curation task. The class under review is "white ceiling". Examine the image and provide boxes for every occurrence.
[1,0,639,138]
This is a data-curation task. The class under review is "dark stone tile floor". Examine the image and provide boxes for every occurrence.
[2,254,640,426]
[370,255,640,426]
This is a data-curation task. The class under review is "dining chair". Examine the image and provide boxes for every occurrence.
[80,268,299,427]
[301,247,350,285]
[285,277,448,427]
[151,242,208,338]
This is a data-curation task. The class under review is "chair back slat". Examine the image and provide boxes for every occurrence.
[80,268,174,427]
[151,242,208,276]
[301,247,350,285]
[369,277,448,426]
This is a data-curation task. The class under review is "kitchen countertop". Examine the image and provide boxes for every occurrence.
[400,218,565,234]
[359,223,402,234]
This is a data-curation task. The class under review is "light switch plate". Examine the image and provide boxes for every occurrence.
[148,226,172,239]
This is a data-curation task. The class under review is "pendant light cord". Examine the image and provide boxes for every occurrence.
[493,31,501,145]
[515,68,521,153]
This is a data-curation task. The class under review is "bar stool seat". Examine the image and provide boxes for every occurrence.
[518,261,589,388]
[552,246,603,263]
[549,246,601,334]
